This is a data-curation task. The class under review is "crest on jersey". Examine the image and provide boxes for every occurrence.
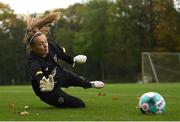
[53,54,57,62]
[45,67,49,71]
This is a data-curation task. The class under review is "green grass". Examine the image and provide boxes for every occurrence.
[0,83,180,121]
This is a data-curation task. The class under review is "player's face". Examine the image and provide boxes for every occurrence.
[32,34,49,57]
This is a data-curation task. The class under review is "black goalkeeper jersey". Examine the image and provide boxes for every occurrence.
[27,41,74,97]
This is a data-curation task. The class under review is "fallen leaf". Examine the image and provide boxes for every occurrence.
[98,92,106,96]
[112,96,119,100]
[19,111,30,116]
[24,105,29,109]
[8,103,15,110]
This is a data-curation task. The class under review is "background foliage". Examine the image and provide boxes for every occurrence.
[0,0,180,84]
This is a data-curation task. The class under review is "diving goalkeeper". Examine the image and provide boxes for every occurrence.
[23,12,104,108]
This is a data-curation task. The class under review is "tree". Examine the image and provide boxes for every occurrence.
[74,0,113,80]
[0,2,27,84]
[153,0,180,51]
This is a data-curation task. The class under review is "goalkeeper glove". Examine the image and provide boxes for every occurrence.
[73,55,87,67]
[40,75,54,92]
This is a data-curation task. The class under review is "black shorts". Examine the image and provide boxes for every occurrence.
[40,87,85,108]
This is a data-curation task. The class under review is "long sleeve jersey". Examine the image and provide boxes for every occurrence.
[27,41,74,96]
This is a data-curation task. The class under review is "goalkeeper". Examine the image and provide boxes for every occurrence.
[23,12,104,108]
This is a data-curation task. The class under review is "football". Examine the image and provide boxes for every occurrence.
[139,92,166,114]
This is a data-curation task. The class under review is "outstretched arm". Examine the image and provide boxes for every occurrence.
[52,42,74,65]
[52,42,87,66]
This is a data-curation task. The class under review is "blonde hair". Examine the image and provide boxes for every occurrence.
[23,11,60,53]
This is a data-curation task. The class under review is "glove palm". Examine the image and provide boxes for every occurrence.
[40,75,54,92]
[73,55,87,67]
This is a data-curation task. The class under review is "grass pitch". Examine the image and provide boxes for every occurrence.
[0,83,180,121]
